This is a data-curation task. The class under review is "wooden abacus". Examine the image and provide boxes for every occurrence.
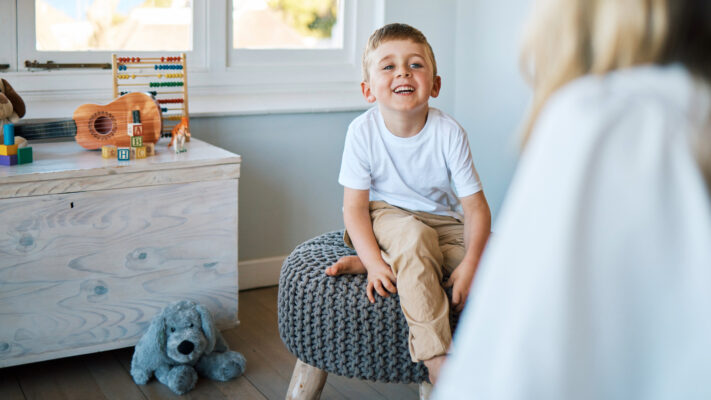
[111,53,190,140]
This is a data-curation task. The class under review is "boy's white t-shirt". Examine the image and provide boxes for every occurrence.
[338,106,482,219]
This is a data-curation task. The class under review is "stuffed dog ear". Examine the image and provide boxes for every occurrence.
[196,304,217,354]
[0,79,25,119]
[144,309,167,357]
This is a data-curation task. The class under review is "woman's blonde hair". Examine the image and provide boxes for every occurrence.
[519,0,711,183]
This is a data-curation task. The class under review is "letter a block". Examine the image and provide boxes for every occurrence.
[127,123,143,137]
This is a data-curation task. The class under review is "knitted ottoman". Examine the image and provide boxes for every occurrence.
[278,231,458,399]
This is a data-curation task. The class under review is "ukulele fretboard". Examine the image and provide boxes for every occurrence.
[15,120,77,141]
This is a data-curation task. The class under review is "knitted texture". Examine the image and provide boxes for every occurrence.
[278,231,458,384]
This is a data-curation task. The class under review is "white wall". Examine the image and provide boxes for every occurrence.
[453,0,533,219]
[384,0,458,114]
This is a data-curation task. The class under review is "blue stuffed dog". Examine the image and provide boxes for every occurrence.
[131,300,246,395]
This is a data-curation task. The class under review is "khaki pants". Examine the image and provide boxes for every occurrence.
[345,201,465,362]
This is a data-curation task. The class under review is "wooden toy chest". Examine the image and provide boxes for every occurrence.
[0,139,240,367]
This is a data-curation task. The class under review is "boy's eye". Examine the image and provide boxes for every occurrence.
[410,63,423,69]
[383,65,393,70]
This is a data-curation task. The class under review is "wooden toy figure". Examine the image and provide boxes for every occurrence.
[169,117,189,153]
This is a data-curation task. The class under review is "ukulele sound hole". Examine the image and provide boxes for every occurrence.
[93,116,114,135]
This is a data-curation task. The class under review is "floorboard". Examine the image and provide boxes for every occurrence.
[0,372,24,400]
[0,286,419,399]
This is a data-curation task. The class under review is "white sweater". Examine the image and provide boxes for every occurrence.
[435,64,711,400]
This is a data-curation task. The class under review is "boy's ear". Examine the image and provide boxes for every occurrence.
[361,81,377,103]
[430,76,442,98]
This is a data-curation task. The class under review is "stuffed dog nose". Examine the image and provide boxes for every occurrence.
[178,340,194,355]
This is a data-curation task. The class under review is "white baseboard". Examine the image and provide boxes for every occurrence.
[238,256,286,290]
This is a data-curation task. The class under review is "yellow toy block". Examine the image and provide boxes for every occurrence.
[102,145,117,158]
[0,144,18,156]
[134,146,147,159]
[144,142,155,156]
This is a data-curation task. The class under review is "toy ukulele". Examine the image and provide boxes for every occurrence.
[14,92,162,150]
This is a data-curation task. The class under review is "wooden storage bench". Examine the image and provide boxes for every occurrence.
[0,139,240,367]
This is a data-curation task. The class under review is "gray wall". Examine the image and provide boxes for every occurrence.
[192,112,358,261]
[194,0,532,262]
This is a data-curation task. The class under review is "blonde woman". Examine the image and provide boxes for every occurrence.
[434,0,711,399]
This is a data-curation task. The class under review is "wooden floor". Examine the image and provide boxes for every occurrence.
[0,286,420,399]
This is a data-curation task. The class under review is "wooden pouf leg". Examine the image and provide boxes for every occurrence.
[419,382,434,400]
[286,359,328,400]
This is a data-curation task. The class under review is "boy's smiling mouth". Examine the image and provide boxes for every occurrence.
[393,85,415,94]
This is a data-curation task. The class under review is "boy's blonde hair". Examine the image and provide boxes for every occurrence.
[362,23,437,82]
[519,0,711,185]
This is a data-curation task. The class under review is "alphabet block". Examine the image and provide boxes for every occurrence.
[144,142,155,156]
[117,147,130,161]
[102,145,117,159]
[133,146,147,159]
[127,123,144,137]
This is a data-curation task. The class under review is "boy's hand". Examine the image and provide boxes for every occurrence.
[366,263,397,303]
[445,261,476,312]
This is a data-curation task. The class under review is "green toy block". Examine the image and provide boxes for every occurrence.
[17,146,32,164]
[130,136,143,147]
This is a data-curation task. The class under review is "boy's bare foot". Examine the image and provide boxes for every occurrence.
[324,255,367,276]
[423,355,447,385]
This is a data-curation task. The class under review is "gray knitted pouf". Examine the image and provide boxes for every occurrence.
[278,231,458,384]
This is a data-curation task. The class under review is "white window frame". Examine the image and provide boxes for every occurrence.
[1,0,383,119]
[0,0,16,72]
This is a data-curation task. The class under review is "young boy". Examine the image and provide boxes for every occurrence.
[326,23,491,383]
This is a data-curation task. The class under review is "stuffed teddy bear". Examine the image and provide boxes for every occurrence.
[130,300,246,395]
[0,78,26,132]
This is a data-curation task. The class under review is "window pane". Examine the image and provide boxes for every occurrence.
[36,0,192,51]
[233,0,342,49]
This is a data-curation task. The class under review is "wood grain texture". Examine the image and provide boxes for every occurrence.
[286,359,327,399]
[0,287,419,400]
[0,163,239,199]
[0,179,239,367]
[73,92,162,150]
[0,139,241,189]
